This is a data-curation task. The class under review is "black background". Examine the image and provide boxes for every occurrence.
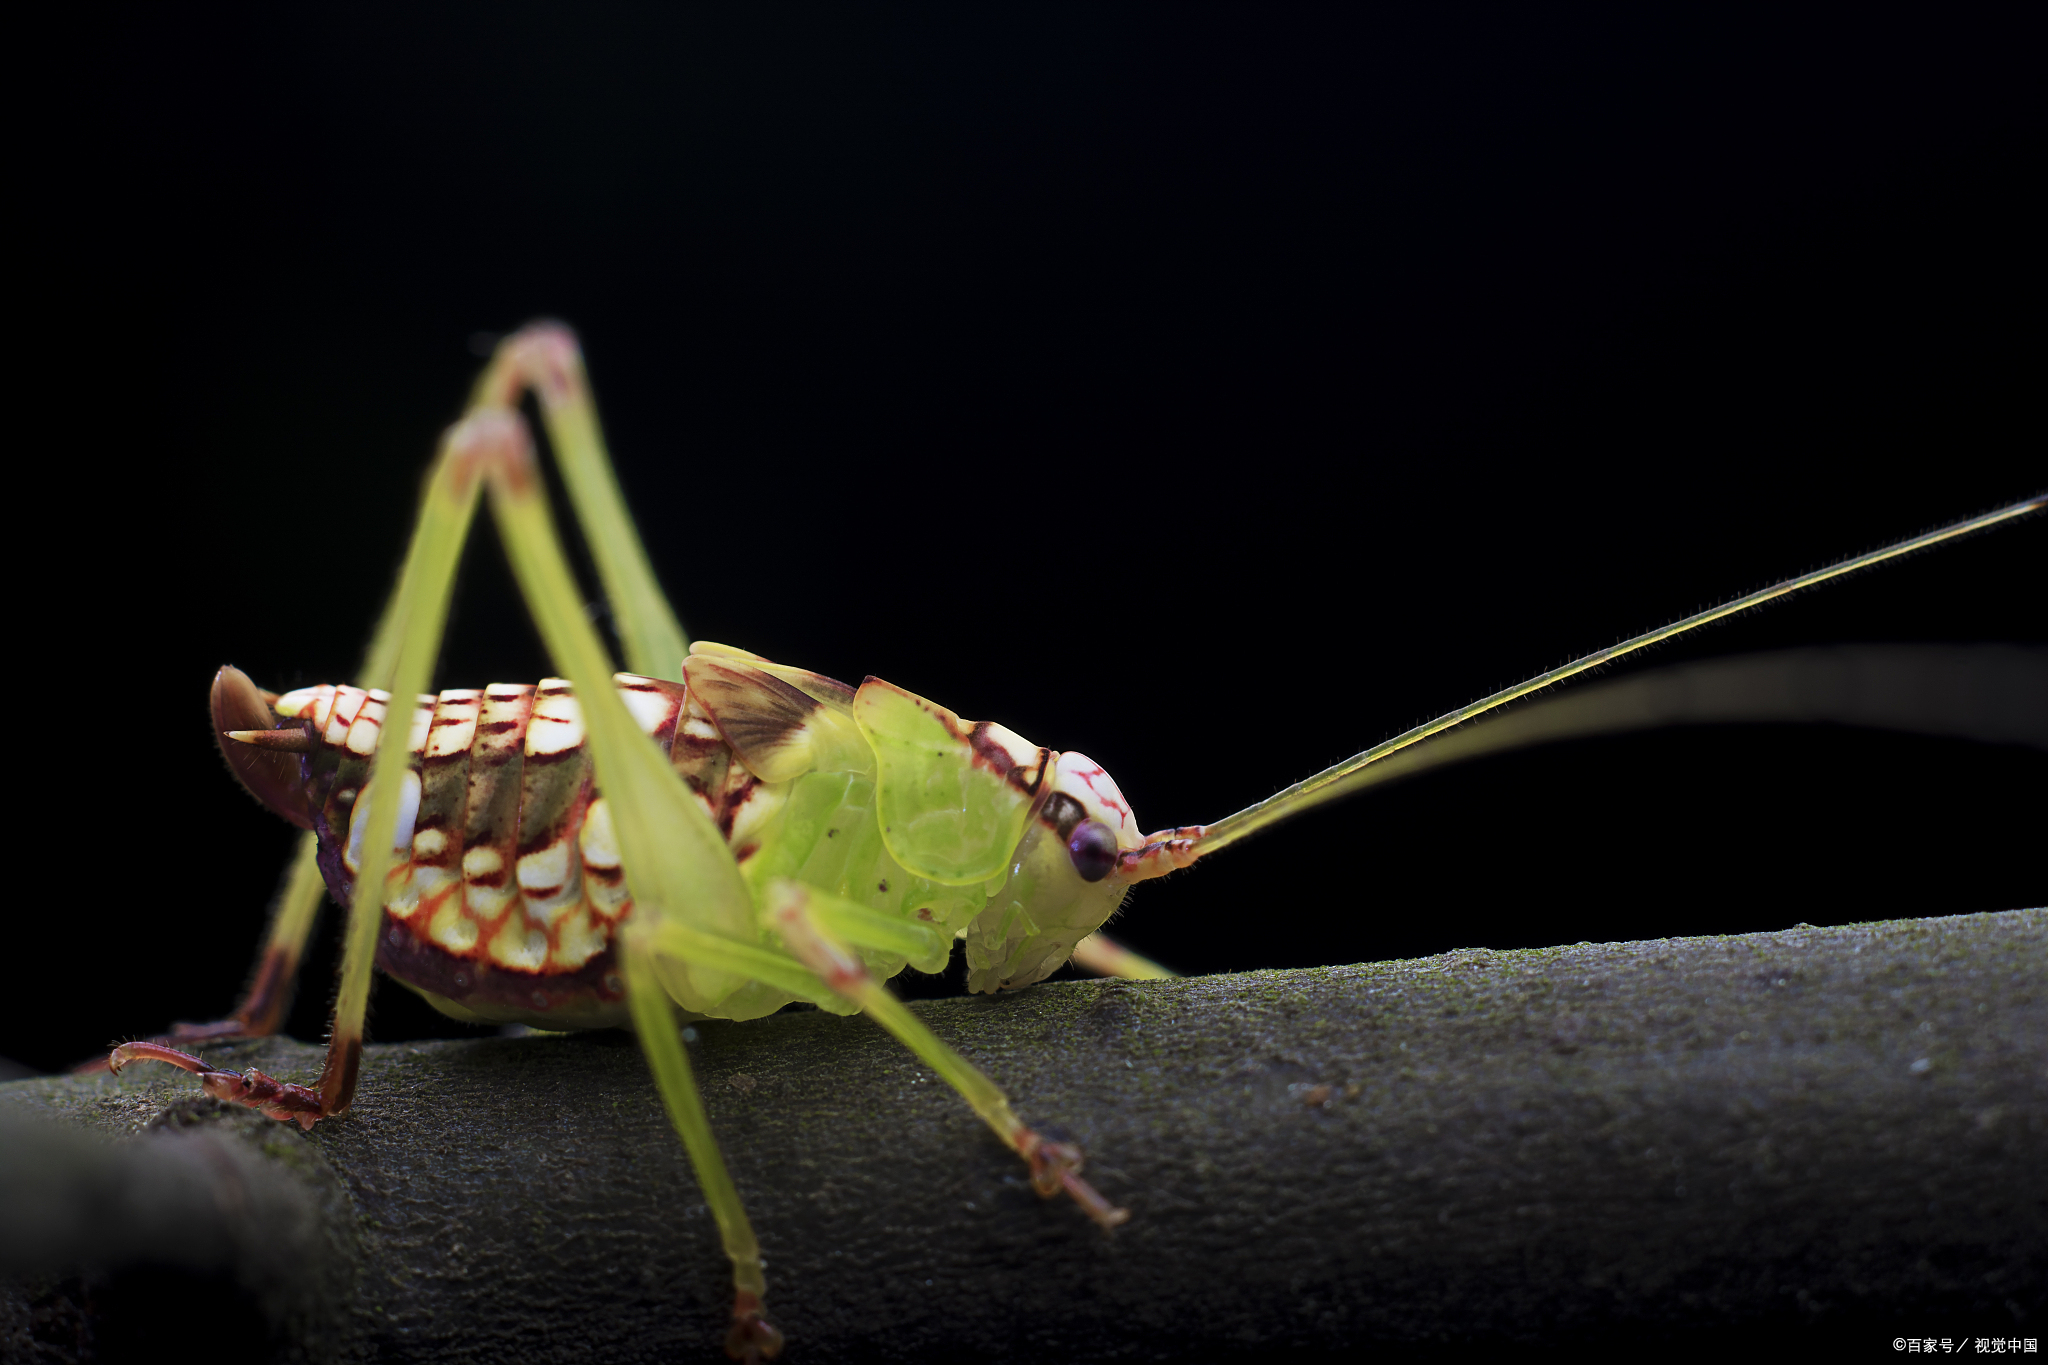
[10,7,2041,1076]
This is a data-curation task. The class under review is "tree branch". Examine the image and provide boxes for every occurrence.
[5,910,2043,1360]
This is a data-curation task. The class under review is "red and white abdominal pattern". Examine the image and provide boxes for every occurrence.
[279,672,774,1026]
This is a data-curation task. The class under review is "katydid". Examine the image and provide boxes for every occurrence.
[105,324,2042,1362]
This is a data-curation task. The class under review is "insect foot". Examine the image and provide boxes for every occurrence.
[106,1041,326,1130]
[726,1291,784,1362]
[1016,1128,1130,1231]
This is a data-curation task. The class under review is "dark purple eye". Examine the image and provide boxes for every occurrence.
[1066,819,1119,883]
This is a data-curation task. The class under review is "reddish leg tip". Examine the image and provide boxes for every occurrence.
[105,1044,328,1127]
[1061,1169,1132,1230]
[1018,1130,1130,1232]
[107,1041,211,1076]
[725,1293,783,1362]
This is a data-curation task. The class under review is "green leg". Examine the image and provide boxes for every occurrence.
[485,412,760,993]
[258,833,330,1006]
[623,937,782,1361]
[355,324,687,688]
[136,332,777,1349]
[325,322,694,1112]
[1069,931,1178,981]
[473,325,690,680]
[477,390,791,1354]
[315,411,494,1113]
[764,880,1131,1231]
[354,329,782,1353]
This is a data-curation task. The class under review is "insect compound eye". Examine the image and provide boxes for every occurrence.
[1066,819,1120,883]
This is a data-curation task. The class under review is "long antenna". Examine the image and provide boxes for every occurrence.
[1183,496,2044,860]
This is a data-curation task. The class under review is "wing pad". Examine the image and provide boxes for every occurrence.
[683,652,870,782]
[851,678,1050,886]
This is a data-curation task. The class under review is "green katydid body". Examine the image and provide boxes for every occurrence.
[129,324,2040,1362]
[220,639,1142,1032]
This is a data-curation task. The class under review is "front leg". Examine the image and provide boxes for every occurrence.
[764,879,1131,1231]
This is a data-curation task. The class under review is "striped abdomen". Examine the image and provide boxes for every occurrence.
[273,672,777,1025]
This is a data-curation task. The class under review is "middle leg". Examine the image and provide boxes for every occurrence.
[763,879,1130,1230]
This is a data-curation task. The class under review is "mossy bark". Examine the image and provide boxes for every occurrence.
[4,910,2043,1361]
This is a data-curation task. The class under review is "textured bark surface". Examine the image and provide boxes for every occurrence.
[4,910,2044,1362]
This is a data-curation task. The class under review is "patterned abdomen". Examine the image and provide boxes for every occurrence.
[276,673,774,1026]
